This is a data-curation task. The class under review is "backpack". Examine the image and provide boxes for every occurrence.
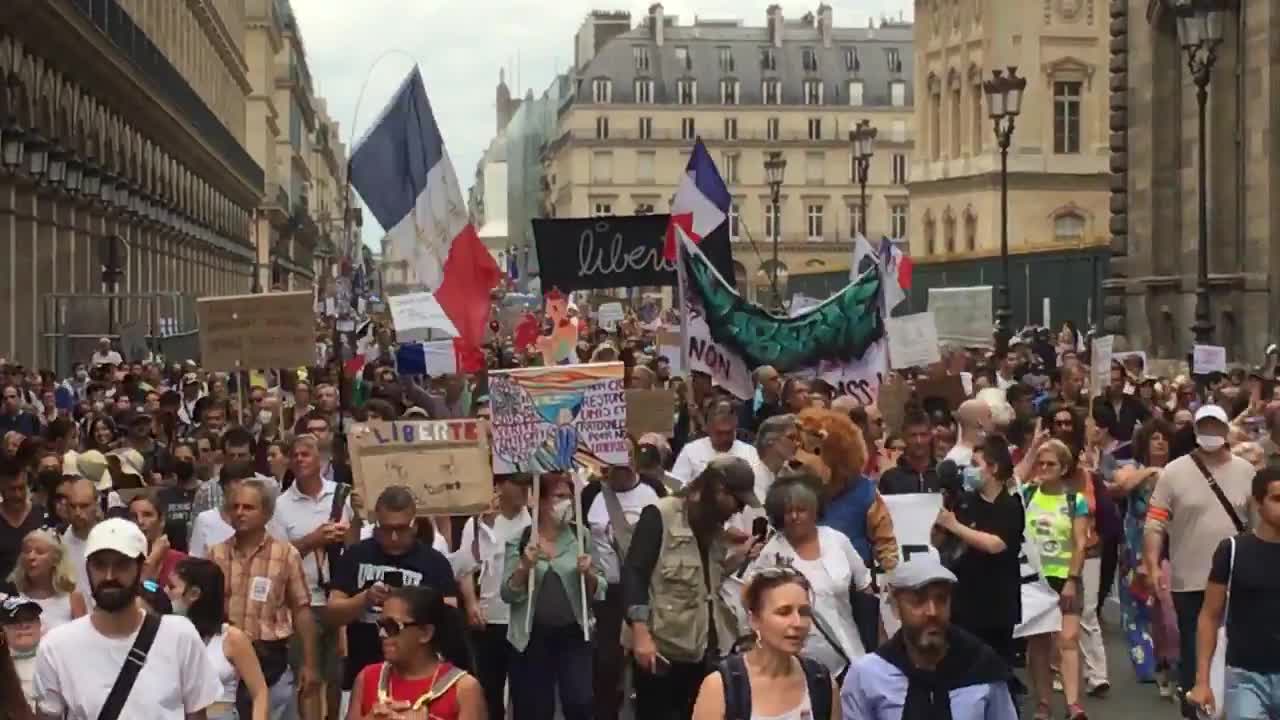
[720,653,833,720]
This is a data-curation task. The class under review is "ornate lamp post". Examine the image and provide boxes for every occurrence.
[1173,0,1228,345]
[983,67,1026,356]
[850,119,877,236]
[763,150,786,310]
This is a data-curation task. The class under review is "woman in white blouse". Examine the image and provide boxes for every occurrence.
[742,469,872,679]
[6,529,85,634]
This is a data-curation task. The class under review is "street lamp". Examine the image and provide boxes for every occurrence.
[1174,0,1229,345]
[764,150,787,310]
[984,66,1026,356]
[24,133,48,182]
[850,119,877,236]
[81,159,101,198]
[45,143,66,189]
[0,121,22,173]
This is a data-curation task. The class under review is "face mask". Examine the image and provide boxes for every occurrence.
[962,465,985,493]
[258,410,273,426]
[1196,434,1226,451]
[550,499,573,526]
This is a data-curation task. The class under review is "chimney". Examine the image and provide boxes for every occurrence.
[818,4,833,48]
[767,4,783,48]
[649,3,665,47]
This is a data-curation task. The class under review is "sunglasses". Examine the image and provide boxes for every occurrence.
[375,617,422,638]
[1036,461,1060,468]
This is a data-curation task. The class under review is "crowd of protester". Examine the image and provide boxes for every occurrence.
[0,316,1275,720]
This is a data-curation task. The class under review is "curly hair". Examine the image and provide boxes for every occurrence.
[8,528,77,595]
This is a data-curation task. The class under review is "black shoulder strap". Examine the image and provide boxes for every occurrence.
[719,654,752,720]
[97,612,161,720]
[1190,454,1247,533]
[800,655,834,720]
[1066,491,1077,519]
[330,481,351,522]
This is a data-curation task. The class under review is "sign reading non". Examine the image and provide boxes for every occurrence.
[196,292,314,371]
[348,419,491,516]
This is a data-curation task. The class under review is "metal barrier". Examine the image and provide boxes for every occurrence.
[42,293,200,376]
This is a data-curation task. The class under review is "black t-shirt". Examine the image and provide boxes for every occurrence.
[158,485,198,554]
[949,489,1024,632]
[0,504,45,581]
[332,538,460,689]
[1209,533,1280,673]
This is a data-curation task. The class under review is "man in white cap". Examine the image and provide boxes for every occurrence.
[90,337,122,369]
[1145,402,1256,714]
[841,554,1018,720]
[31,518,221,720]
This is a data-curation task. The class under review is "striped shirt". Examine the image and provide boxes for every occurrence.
[209,534,310,642]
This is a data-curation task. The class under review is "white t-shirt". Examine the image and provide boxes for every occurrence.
[670,438,761,486]
[944,443,975,468]
[90,350,123,367]
[61,528,90,608]
[453,510,532,625]
[33,613,222,720]
[587,484,661,584]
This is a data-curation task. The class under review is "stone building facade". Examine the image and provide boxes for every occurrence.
[1105,0,1278,361]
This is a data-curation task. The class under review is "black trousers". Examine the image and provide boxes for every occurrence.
[633,658,710,720]
[1173,591,1206,720]
[593,583,626,720]
[471,623,512,720]
[510,623,594,720]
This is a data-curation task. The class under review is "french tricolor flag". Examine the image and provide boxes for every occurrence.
[349,66,501,354]
[663,138,731,261]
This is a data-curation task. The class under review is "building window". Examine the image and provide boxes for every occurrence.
[885,48,903,73]
[767,117,781,141]
[806,151,824,183]
[677,79,696,104]
[930,91,941,160]
[760,47,777,70]
[802,47,819,72]
[807,204,824,240]
[891,80,907,107]
[951,86,962,157]
[925,215,936,254]
[637,151,655,182]
[681,117,696,140]
[972,83,984,153]
[1055,212,1086,241]
[592,79,612,103]
[892,119,907,143]
[944,212,956,253]
[724,117,738,140]
[807,118,822,140]
[591,151,613,182]
[634,79,654,103]
[762,79,781,105]
[718,47,735,72]
[595,116,609,139]
[593,201,613,216]
[720,79,740,105]
[848,204,864,237]
[892,153,908,184]
[965,212,977,251]
[764,202,781,239]
[729,203,741,240]
[634,46,650,71]
[722,153,739,183]
[638,116,653,140]
[1054,81,1082,154]
[844,47,860,71]
[635,202,656,215]
[891,204,908,239]
[848,81,864,106]
[675,46,692,70]
[803,80,823,105]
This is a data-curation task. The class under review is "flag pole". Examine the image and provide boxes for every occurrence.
[674,228,692,386]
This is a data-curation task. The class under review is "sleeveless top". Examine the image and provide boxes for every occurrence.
[358,661,463,720]
[206,625,239,703]
[33,593,73,634]
[753,687,813,720]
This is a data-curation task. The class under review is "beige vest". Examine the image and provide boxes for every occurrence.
[647,496,736,663]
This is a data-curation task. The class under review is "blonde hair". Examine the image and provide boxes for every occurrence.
[8,528,77,595]
[1036,439,1075,478]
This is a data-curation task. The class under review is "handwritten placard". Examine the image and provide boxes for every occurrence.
[1091,335,1115,395]
[626,389,675,437]
[927,286,993,348]
[348,420,491,516]
[885,312,942,369]
[389,292,460,342]
[1193,345,1227,375]
[488,362,628,474]
[196,292,315,371]
[597,302,624,331]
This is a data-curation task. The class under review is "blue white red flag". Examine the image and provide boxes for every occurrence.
[663,138,731,261]
[348,66,501,349]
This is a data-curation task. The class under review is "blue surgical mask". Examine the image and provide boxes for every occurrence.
[962,465,985,493]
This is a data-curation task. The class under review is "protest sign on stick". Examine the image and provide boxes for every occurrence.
[626,389,675,437]
[348,420,492,516]
[196,292,314,371]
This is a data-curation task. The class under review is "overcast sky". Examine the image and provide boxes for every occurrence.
[289,1,914,249]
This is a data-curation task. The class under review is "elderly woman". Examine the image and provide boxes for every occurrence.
[743,468,871,680]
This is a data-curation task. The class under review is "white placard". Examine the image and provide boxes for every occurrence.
[1193,344,1227,375]
[1091,335,1114,394]
[885,312,942,369]
[389,292,460,342]
[928,286,993,348]
[422,340,458,376]
[597,302,624,330]
[877,493,944,637]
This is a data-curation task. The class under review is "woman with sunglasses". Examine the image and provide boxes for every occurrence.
[692,568,838,720]
[6,528,85,633]
[349,585,484,720]
[1022,439,1091,720]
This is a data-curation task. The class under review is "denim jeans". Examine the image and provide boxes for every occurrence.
[269,667,298,720]
[1225,667,1280,719]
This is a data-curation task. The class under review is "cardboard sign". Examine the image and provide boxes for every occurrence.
[886,312,942,369]
[626,389,675,437]
[877,375,911,436]
[928,286,993,348]
[348,420,492,516]
[197,292,315,371]
[488,362,627,474]
[1193,345,1227,375]
[914,374,967,413]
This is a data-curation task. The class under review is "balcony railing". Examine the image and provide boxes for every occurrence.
[552,126,914,146]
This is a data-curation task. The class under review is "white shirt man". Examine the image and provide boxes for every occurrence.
[273,477,354,606]
[453,506,532,626]
[90,339,123,368]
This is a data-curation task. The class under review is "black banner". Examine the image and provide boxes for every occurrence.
[533,214,735,292]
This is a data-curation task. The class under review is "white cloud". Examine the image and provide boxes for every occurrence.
[289,0,913,248]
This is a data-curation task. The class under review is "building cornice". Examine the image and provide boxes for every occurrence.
[186,0,253,95]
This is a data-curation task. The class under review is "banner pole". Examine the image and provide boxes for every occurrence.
[525,471,539,635]
[674,230,692,385]
[574,468,589,641]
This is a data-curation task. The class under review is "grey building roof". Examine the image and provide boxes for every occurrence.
[572,19,914,108]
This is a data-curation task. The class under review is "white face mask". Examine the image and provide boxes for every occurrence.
[1196,434,1226,451]
[258,409,273,426]
[550,499,574,526]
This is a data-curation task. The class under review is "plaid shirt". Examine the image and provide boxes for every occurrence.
[209,533,310,642]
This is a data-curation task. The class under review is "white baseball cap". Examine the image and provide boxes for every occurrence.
[1194,404,1230,426]
[83,518,148,560]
